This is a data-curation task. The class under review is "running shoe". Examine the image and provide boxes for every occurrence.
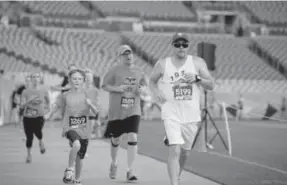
[126,170,138,181]
[26,155,32,163]
[109,163,118,179]
[73,180,82,185]
[63,168,74,184]
[39,142,46,154]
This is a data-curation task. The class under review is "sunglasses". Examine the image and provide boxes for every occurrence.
[173,42,189,48]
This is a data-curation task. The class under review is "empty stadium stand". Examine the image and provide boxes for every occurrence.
[0,53,37,72]
[0,1,286,96]
[191,1,238,11]
[21,1,91,18]
[254,36,287,69]
[0,26,152,76]
[240,1,287,26]
[92,1,196,21]
[123,32,285,81]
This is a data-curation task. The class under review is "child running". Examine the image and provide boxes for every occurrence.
[20,72,49,163]
[48,69,98,185]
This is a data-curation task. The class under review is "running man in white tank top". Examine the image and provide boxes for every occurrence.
[149,33,214,185]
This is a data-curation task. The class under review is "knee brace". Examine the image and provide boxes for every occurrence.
[127,141,137,146]
[111,139,119,147]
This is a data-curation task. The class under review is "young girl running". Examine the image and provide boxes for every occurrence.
[84,69,101,139]
[20,72,49,163]
[48,69,98,185]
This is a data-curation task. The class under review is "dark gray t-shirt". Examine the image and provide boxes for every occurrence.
[102,65,146,120]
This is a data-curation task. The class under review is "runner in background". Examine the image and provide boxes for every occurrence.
[140,90,153,120]
[10,75,31,127]
[102,45,149,181]
[84,69,102,139]
[20,72,49,163]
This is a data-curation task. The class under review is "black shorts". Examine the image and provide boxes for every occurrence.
[19,108,25,117]
[89,114,98,120]
[11,102,17,109]
[23,116,45,140]
[66,130,89,160]
[104,115,140,138]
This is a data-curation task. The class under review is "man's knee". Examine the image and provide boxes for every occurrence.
[168,145,181,158]
[111,137,121,147]
[127,133,137,142]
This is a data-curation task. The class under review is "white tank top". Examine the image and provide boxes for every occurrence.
[158,55,201,123]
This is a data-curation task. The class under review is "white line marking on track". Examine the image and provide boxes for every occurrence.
[204,150,287,175]
[234,122,287,129]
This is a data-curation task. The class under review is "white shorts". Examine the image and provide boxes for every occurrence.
[164,119,198,150]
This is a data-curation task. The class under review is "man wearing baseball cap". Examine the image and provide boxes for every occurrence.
[102,45,149,182]
[149,33,214,185]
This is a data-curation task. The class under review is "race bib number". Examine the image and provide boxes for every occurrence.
[173,84,193,100]
[26,108,38,117]
[121,97,135,108]
[69,116,87,128]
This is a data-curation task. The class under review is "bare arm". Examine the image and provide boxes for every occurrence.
[20,90,31,109]
[89,102,99,116]
[44,90,51,112]
[48,94,65,119]
[195,57,214,90]
[137,73,150,95]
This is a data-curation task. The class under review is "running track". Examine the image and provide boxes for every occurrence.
[1,119,287,185]
[0,123,217,185]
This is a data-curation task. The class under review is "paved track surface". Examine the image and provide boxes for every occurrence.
[0,123,218,185]
[1,119,287,185]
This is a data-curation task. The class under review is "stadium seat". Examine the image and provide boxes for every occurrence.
[21,1,90,18]
[92,1,195,21]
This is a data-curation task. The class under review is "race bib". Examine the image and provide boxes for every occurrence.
[121,97,135,108]
[69,116,87,128]
[173,84,193,100]
[26,108,38,117]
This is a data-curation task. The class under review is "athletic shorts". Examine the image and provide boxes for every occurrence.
[11,102,17,109]
[66,130,89,159]
[104,115,140,138]
[164,119,198,150]
[23,116,45,136]
[19,108,25,117]
[89,114,98,120]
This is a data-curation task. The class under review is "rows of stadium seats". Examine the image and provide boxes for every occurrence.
[0,53,37,72]
[92,1,195,21]
[37,28,152,75]
[0,26,152,76]
[21,1,90,18]
[240,1,287,26]
[124,32,285,81]
[191,1,238,11]
[254,36,287,69]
